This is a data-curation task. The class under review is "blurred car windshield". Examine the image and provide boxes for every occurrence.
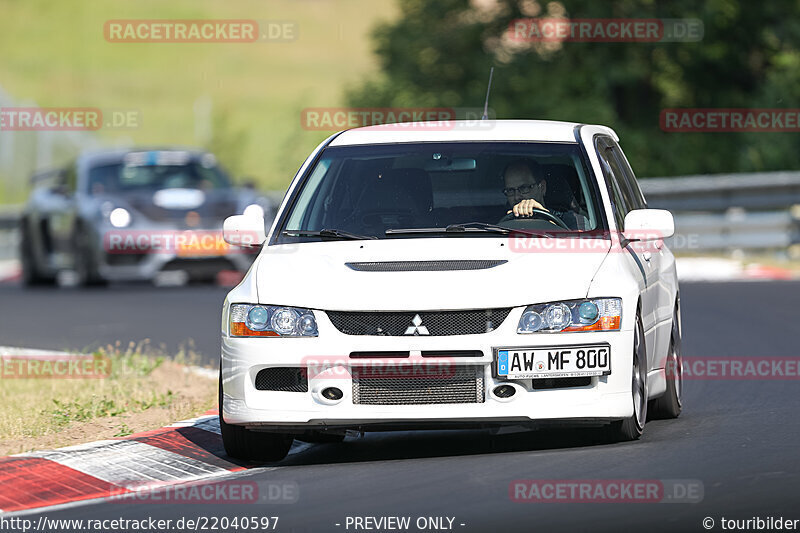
[280,142,603,240]
[87,161,231,195]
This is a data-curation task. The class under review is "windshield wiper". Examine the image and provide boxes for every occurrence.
[385,223,564,239]
[282,229,377,240]
[445,222,513,234]
[386,223,512,235]
[456,222,564,238]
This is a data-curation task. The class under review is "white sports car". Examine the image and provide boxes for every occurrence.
[219,120,683,461]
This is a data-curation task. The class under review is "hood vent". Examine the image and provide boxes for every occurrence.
[345,260,507,272]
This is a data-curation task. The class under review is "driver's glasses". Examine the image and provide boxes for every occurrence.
[503,182,541,197]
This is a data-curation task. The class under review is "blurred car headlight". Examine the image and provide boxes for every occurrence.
[517,298,621,333]
[230,304,318,337]
[109,207,131,228]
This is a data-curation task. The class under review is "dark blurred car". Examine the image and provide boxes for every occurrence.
[19,148,274,286]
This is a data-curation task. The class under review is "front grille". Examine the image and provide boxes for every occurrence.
[350,351,409,358]
[327,309,511,336]
[346,260,507,272]
[422,350,483,357]
[105,253,149,266]
[163,257,239,271]
[352,365,484,405]
[348,351,484,358]
[254,367,308,392]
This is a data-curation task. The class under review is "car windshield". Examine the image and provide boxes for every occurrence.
[87,157,231,195]
[279,142,603,241]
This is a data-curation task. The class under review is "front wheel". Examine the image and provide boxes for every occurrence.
[20,222,55,286]
[218,370,293,462]
[607,313,648,441]
[649,306,683,419]
[73,228,107,287]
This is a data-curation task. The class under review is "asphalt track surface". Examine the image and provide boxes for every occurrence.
[4,280,800,532]
[0,282,228,364]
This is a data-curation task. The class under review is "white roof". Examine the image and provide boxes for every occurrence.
[329,119,617,146]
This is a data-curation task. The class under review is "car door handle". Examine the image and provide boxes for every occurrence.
[643,251,652,262]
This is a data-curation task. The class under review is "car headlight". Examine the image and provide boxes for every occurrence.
[230,304,318,337]
[109,207,131,228]
[517,298,621,333]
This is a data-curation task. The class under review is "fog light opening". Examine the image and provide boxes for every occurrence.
[321,387,344,401]
[493,384,516,398]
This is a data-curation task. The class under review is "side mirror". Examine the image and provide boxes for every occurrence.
[623,209,674,241]
[223,214,266,247]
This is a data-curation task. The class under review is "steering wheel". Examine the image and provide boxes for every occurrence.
[499,208,570,230]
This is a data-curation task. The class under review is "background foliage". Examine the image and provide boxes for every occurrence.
[2,0,799,205]
[348,0,800,178]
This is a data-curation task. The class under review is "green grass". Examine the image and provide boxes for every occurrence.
[0,0,397,202]
[0,343,217,455]
[48,389,174,427]
[114,423,133,437]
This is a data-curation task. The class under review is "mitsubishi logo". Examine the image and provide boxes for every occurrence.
[404,314,430,336]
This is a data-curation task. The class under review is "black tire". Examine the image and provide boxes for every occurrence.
[649,305,683,419]
[607,312,648,441]
[20,222,55,286]
[218,370,293,462]
[73,227,107,287]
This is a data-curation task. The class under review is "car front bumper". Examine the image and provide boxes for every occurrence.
[98,252,254,281]
[94,227,256,281]
[221,310,636,430]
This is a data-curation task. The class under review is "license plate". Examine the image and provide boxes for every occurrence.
[496,344,611,379]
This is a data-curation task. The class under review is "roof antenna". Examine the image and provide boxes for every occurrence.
[481,67,494,121]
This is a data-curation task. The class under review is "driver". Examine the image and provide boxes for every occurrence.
[502,159,548,218]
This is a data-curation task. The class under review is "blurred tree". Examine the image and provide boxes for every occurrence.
[347,0,800,177]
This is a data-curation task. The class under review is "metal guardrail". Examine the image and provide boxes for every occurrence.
[640,171,800,212]
[0,206,21,230]
[667,210,799,251]
[639,171,800,252]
